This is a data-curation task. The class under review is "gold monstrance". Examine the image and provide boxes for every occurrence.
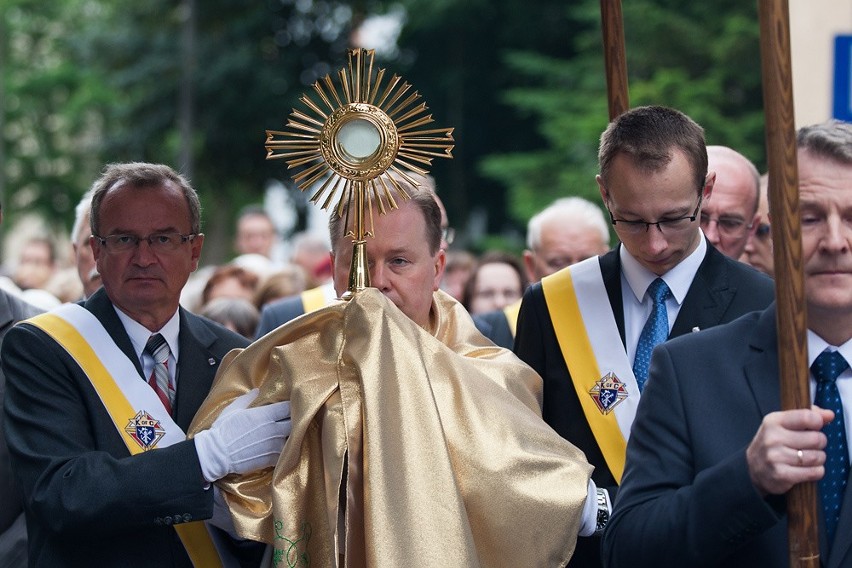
[265,48,454,299]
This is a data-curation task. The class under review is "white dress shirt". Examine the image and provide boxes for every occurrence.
[619,235,707,366]
[114,306,181,389]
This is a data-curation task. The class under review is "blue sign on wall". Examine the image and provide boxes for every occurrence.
[835,35,852,122]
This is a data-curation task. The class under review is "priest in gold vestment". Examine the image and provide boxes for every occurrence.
[190,188,600,567]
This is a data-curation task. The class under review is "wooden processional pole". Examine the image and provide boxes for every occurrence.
[757,0,819,565]
[600,0,629,119]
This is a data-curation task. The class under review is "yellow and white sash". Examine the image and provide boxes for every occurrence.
[541,257,640,484]
[26,304,225,568]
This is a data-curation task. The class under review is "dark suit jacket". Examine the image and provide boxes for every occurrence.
[2,288,248,567]
[0,291,41,568]
[513,242,775,566]
[255,294,305,339]
[473,310,514,350]
[604,304,852,567]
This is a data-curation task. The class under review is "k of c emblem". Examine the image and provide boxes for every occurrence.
[589,372,628,415]
[125,410,166,450]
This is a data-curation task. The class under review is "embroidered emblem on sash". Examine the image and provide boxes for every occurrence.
[125,411,166,450]
[589,372,628,415]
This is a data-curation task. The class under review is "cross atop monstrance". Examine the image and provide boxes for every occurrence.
[265,48,454,299]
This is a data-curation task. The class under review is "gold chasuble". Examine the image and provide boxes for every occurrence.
[190,289,591,567]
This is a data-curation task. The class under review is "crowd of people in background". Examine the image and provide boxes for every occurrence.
[0,173,778,342]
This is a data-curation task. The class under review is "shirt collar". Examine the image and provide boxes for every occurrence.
[113,306,181,362]
[619,232,707,304]
[807,329,852,368]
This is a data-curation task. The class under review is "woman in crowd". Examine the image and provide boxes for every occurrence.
[461,250,528,315]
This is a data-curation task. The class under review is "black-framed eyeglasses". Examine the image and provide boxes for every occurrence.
[94,232,198,253]
[609,195,703,236]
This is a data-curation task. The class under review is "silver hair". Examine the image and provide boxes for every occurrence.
[71,188,95,243]
[797,120,852,164]
[526,197,610,250]
[90,162,201,236]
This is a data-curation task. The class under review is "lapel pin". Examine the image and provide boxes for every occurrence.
[691,326,700,333]
[208,357,216,365]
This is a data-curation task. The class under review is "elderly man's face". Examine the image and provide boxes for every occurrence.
[332,200,446,328]
[92,181,203,330]
[700,153,759,259]
[524,221,609,283]
[800,149,852,329]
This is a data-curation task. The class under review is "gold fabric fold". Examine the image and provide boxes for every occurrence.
[190,289,592,567]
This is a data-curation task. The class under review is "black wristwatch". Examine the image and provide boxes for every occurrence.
[594,488,611,536]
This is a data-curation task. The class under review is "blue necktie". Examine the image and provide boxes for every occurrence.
[812,349,850,547]
[632,278,670,391]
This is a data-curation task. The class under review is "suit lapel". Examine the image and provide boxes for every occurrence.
[741,306,782,418]
[828,467,852,567]
[671,243,736,338]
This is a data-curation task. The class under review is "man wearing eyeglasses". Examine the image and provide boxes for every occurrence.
[513,105,774,567]
[3,162,290,566]
[700,145,762,259]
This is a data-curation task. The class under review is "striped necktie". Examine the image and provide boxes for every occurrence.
[144,333,173,414]
[812,349,850,547]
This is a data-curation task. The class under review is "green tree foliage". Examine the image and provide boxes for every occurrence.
[382,0,587,243]
[2,0,355,258]
[69,0,355,259]
[1,0,106,230]
[1,0,768,254]
[480,0,765,228]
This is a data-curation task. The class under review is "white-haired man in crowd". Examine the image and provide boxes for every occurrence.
[475,196,611,348]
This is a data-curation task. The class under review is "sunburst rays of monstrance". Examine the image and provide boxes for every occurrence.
[265,48,454,299]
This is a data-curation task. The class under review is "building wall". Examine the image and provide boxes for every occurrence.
[791,0,852,126]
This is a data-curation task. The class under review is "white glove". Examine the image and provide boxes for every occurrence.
[195,388,292,482]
